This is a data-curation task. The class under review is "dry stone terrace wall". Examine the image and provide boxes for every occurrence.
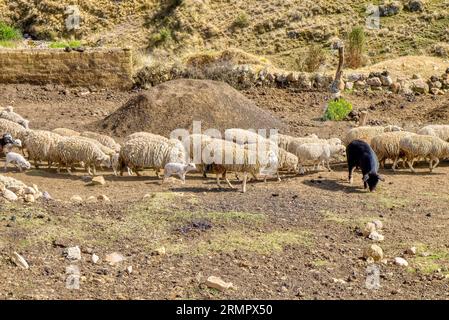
[0,48,133,89]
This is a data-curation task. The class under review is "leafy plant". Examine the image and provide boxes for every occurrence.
[149,27,172,47]
[0,21,22,41]
[323,98,353,121]
[346,26,366,68]
[49,40,81,48]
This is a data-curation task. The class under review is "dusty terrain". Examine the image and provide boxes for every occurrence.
[0,83,448,300]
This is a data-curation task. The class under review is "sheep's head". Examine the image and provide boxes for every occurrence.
[186,163,197,172]
[22,160,31,170]
[97,155,111,168]
[19,119,29,129]
[385,125,403,132]
[363,173,385,192]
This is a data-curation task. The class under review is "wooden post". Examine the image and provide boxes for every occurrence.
[330,40,345,100]
[359,110,368,126]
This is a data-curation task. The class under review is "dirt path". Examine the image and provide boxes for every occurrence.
[0,84,448,299]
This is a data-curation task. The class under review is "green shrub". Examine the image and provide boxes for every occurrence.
[233,12,250,28]
[346,26,366,68]
[323,98,353,121]
[297,45,327,72]
[49,40,81,49]
[0,21,22,41]
[149,28,172,47]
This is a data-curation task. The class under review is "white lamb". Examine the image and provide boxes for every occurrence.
[162,163,197,184]
[296,143,346,172]
[4,152,31,172]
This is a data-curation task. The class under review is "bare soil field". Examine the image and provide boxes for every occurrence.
[0,84,449,300]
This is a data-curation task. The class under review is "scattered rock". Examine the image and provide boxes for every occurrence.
[126,266,133,274]
[24,194,35,203]
[89,176,106,186]
[405,0,424,12]
[2,189,18,201]
[411,79,429,94]
[394,257,409,267]
[364,244,384,262]
[332,278,347,285]
[97,195,111,203]
[367,77,382,87]
[70,195,83,203]
[24,187,36,195]
[372,220,383,230]
[363,222,377,237]
[379,1,402,17]
[42,191,52,201]
[406,247,417,255]
[105,252,124,265]
[92,254,99,264]
[85,196,97,203]
[11,252,29,269]
[368,231,385,242]
[380,75,393,86]
[64,246,82,261]
[205,276,233,291]
[153,247,166,256]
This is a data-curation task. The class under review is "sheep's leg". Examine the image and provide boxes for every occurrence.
[242,172,248,193]
[433,158,440,169]
[216,173,222,188]
[66,164,72,175]
[155,169,161,178]
[92,164,97,176]
[326,160,332,172]
[392,157,399,171]
[47,161,52,169]
[4,160,8,172]
[407,160,416,173]
[34,159,39,169]
[15,163,22,172]
[251,172,259,181]
[348,166,356,184]
[224,172,235,189]
[180,173,186,184]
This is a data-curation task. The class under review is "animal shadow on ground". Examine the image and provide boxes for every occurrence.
[303,178,368,194]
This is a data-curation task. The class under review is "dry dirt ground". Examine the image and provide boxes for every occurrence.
[0,84,449,300]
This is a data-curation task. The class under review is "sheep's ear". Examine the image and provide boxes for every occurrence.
[363,174,369,182]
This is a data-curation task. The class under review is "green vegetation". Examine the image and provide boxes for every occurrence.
[0,21,22,41]
[48,40,82,49]
[233,12,250,28]
[323,98,353,121]
[0,40,17,48]
[297,45,327,72]
[149,27,172,47]
[347,26,366,68]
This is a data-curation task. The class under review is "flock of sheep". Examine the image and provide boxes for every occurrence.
[1,104,449,193]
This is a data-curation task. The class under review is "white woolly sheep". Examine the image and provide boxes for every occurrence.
[295,143,346,172]
[56,137,110,175]
[4,152,31,172]
[399,135,449,172]
[127,132,169,143]
[162,163,197,184]
[0,118,28,141]
[81,131,121,152]
[277,133,320,151]
[222,128,272,145]
[0,108,29,129]
[344,125,402,146]
[370,131,416,170]
[22,130,65,168]
[418,125,449,142]
[52,128,80,137]
[117,138,186,177]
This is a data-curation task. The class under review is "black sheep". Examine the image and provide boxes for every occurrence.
[346,139,384,192]
[0,133,14,153]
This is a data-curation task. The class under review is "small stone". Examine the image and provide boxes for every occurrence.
[153,247,166,256]
[126,266,133,274]
[2,189,18,201]
[97,195,111,203]
[372,220,383,230]
[43,191,52,201]
[367,77,382,87]
[24,194,35,203]
[345,81,354,90]
[92,254,99,264]
[12,252,29,269]
[368,231,385,242]
[24,187,36,195]
[205,276,233,291]
[90,176,106,186]
[380,75,393,86]
[363,222,377,237]
[65,246,82,261]
[411,79,429,94]
[105,252,124,265]
[394,257,409,267]
[332,278,347,284]
[406,247,417,255]
[85,196,97,203]
[364,244,384,262]
[70,195,83,203]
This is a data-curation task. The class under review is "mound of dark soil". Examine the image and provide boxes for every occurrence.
[99,79,286,137]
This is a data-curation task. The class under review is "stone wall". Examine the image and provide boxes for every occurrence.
[0,48,133,89]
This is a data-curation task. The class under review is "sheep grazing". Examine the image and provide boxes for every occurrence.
[56,137,110,175]
[277,133,319,151]
[295,143,346,172]
[346,140,384,192]
[0,107,29,129]
[22,130,65,168]
[52,128,80,137]
[127,132,168,143]
[4,152,31,172]
[399,135,449,173]
[418,125,449,142]
[81,131,121,152]
[163,163,197,184]
[344,125,402,146]
[117,138,186,177]
[370,131,416,170]
[0,119,28,141]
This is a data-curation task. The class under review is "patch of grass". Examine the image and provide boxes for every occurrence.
[0,40,17,48]
[374,194,408,209]
[168,229,310,255]
[296,45,327,72]
[0,21,21,41]
[322,210,382,226]
[233,12,250,28]
[312,259,330,267]
[149,27,172,47]
[49,40,81,49]
[346,26,366,68]
[405,243,449,274]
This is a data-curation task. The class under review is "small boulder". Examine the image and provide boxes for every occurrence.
[368,231,385,242]
[372,220,383,230]
[92,254,100,264]
[85,196,97,203]
[2,189,18,202]
[64,246,82,261]
[406,247,417,255]
[42,191,52,201]
[363,222,377,237]
[411,79,429,94]
[24,187,36,195]
[24,194,35,203]
[394,257,409,267]
[205,276,233,291]
[105,252,124,265]
[380,75,393,86]
[405,0,424,12]
[90,176,106,186]
[70,195,83,203]
[97,195,111,203]
[367,77,382,87]
[364,244,384,262]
